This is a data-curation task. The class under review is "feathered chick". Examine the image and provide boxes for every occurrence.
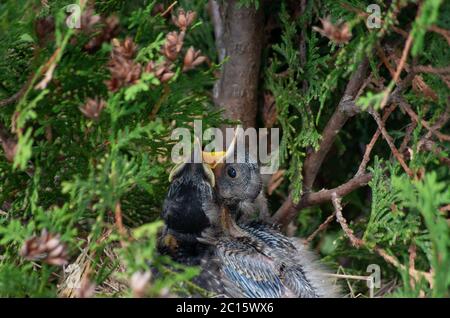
[201,205,341,298]
[200,130,341,298]
[213,155,269,222]
[160,128,340,297]
[159,155,217,262]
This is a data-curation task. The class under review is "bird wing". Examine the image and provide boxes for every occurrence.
[240,222,325,298]
[215,237,287,298]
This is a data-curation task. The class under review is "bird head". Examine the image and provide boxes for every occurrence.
[160,139,217,253]
[202,128,262,219]
[162,127,262,248]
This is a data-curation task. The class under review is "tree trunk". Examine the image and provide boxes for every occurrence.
[210,0,264,129]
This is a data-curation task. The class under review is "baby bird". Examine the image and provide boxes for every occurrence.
[159,130,340,297]
[159,144,216,263]
[210,152,269,222]
[201,159,340,297]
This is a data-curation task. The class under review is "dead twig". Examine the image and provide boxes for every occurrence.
[369,109,414,178]
[305,210,337,244]
[394,96,450,142]
[331,193,433,286]
[332,193,364,248]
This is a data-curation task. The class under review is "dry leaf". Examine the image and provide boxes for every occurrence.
[313,17,352,44]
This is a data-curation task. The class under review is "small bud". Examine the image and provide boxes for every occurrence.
[80,98,106,120]
[182,47,206,72]
[172,9,196,31]
[313,17,352,44]
[21,229,68,266]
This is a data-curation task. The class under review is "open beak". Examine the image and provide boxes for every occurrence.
[168,161,216,187]
[202,126,240,168]
[168,126,240,187]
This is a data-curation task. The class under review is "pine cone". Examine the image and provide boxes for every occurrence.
[182,47,207,72]
[112,37,137,60]
[79,7,101,33]
[105,37,142,92]
[145,61,175,83]
[79,98,106,120]
[172,9,196,31]
[106,55,142,91]
[21,229,68,266]
[163,31,184,61]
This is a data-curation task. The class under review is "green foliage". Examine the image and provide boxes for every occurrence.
[265,4,322,202]
[237,0,260,10]
[0,0,449,299]
[364,158,423,248]
[264,0,449,298]
[410,0,443,56]
[392,172,450,297]
[0,0,219,297]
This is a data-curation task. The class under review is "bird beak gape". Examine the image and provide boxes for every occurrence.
[201,126,240,180]
[168,127,240,187]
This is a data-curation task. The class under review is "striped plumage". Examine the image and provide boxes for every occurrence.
[199,220,340,298]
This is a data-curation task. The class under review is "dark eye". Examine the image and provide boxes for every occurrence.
[227,166,237,178]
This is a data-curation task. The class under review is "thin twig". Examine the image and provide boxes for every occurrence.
[414,65,450,75]
[356,103,398,175]
[370,109,414,178]
[332,193,364,248]
[305,210,337,244]
[379,32,413,109]
[272,173,372,227]
[399,122,417,154]
[394,96,450,142]
[332,192,433,286]
[428,25,450,46]
[161,1,177,17]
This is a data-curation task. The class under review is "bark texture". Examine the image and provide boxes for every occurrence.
[211,0,264,128]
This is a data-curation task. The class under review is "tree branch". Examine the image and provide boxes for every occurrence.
[302,58,369,191]
[272,173,372,227]
[369,109,414,178]
[332,193,364,247]
[272,59,369,226]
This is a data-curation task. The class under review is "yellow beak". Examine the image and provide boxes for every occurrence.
[202,151,227,169]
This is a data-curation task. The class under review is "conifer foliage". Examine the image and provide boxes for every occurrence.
[0,0,449,297]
